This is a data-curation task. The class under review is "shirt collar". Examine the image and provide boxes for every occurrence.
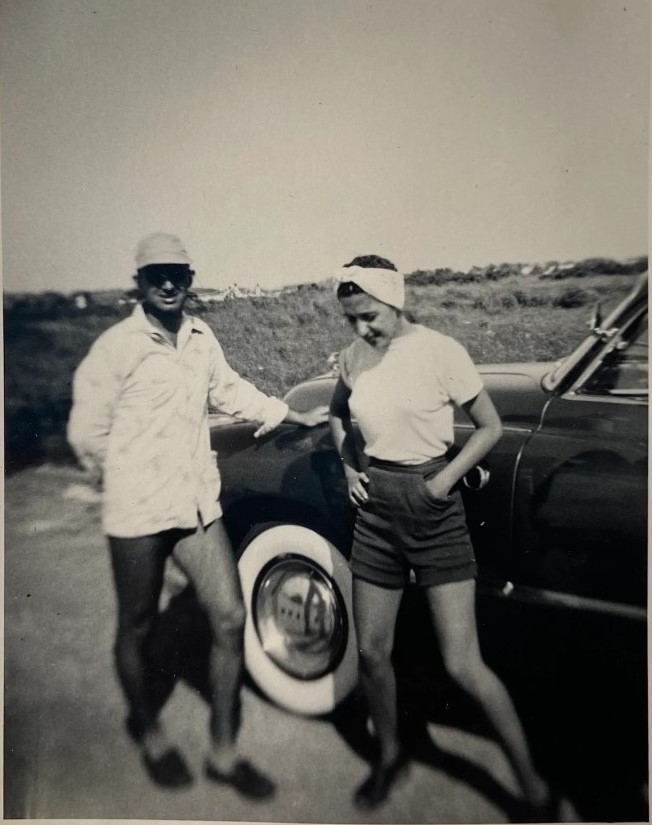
[128,302,203,341]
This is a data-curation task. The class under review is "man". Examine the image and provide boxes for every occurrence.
[68,233,327,795]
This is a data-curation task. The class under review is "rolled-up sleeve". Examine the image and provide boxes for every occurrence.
[67,337,124,477]
[207,337,289,429]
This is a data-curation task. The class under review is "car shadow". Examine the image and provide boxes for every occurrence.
[147,584,647,823]
[395,590,648,823]
[146,589,524,820]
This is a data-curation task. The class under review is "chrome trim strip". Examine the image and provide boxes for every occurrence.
[477,580,646,621]
[560,390,648,406]
[508,400,551,549]
[455,422,534,434]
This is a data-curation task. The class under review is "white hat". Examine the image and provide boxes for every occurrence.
[135,233,192,268]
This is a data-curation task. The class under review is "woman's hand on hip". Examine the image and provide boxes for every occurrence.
[425,472,452,500]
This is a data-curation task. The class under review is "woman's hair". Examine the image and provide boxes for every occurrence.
[337,254,397,298]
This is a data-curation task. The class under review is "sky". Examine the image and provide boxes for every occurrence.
[1,0,649,294]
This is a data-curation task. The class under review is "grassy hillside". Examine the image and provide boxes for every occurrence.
[4,265,644,472]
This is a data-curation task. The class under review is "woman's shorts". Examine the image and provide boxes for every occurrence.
[351,456,477,590]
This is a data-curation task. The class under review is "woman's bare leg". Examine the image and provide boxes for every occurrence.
[426,578,548,805]
[353,577,404,766]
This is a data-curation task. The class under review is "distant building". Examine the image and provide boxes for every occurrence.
[198,290,227,303]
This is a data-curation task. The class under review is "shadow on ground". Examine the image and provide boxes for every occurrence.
[149,586,648,823]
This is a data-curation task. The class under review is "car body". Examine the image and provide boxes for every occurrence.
[209,274,647,715]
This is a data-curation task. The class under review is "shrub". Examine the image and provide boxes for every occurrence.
[539,256,647,280]
[406,268,479,287]
[554,286,591,308]
[512,289,552,308]
[471,294,506,314]
[5,265,639,470]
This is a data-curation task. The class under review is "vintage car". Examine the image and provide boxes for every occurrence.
[208,274,647,717]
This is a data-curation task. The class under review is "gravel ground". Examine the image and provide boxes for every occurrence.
[3,464,610,822]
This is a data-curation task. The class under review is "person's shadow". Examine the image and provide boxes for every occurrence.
[146,587,529,822]
[328,592,542,823]
[146,581,648,822]
[329,689,528,822]
[146,586,213,714]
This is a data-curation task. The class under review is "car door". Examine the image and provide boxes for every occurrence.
[510,309,647,615]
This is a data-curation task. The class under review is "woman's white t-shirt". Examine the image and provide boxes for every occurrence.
[339,324,483,464]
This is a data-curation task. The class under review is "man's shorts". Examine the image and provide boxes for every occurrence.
[351,456,477,590]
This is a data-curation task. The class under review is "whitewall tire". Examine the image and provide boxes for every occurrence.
[237,524,358,716]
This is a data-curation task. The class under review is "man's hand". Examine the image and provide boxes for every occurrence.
[345,468,369,506]
[253,419,281,438]
[254,405,329,438]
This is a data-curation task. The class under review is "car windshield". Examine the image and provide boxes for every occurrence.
[541,335,599,392]
[542,276,648,393]
[579,311,648,398]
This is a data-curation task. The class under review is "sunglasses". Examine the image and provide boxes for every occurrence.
[141,266,193,290]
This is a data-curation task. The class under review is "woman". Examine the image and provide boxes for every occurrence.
[329,255,554,817]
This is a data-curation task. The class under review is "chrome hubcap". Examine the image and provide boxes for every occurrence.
[253,554,347,680]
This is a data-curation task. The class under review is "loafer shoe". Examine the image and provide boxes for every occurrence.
[205,758,275,800]
[354,751,409,810]
[142,748,193,789]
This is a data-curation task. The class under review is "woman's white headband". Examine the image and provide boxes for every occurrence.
[333,265,405,310]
